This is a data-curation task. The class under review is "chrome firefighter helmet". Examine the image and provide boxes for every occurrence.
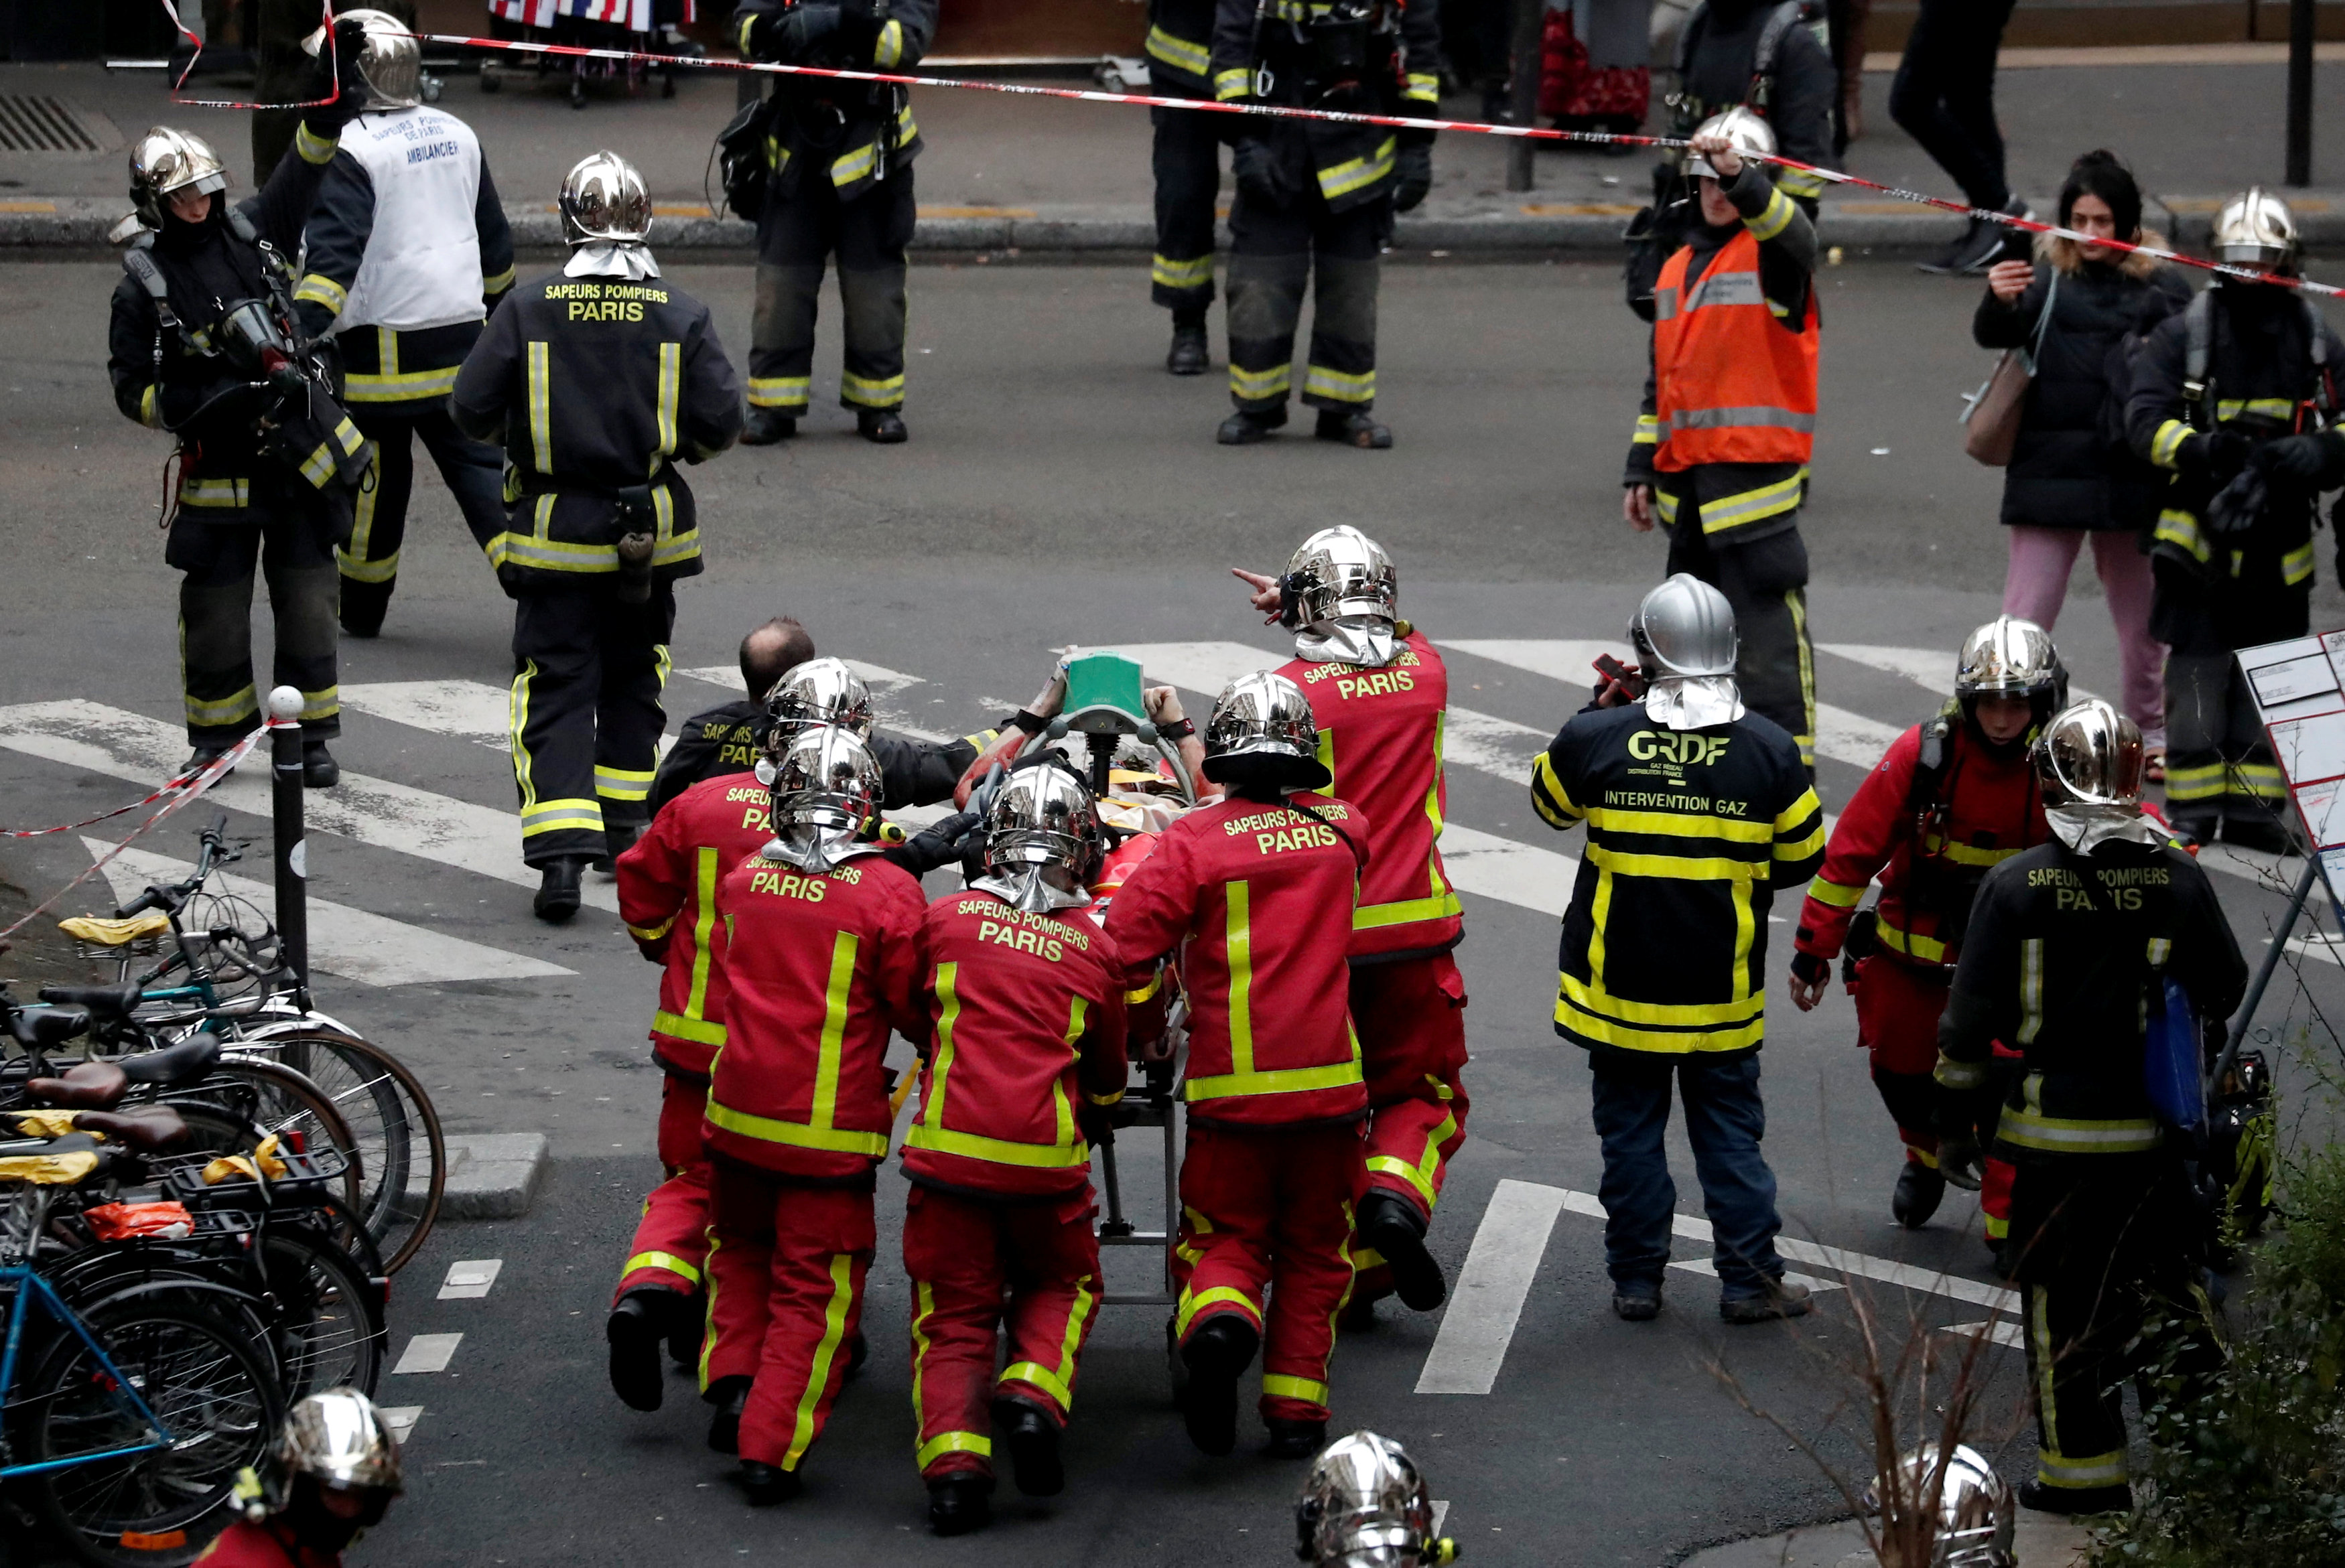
[764,656,875,743]
[2212,186,2297,269]
[302,9,421,111]
[1685,104,1777,181]
[1201,670,1331,790]
[2033,699,2145,809]
[1294,1431,1455,1568]
[127,126,227,230]
[1282,526,1399,630]
[559,150,653,248]
[1954,616,2064,729]
[1863,1444,2014,1568]
[974,760,1106,914]
[758,726,883,872]
[241,1388,404,1522]
[1630,573,1739,679]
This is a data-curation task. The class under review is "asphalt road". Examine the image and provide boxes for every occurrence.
[3,256,2344,1567]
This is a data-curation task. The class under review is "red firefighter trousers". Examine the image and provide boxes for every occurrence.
[1173,1120,1365,1425]
[612,1072,713,1306]
[1852,954,2014,1240]
[702,1163,875,1472]
[1349,954,1470,1297]
[902,1184,1103,1480]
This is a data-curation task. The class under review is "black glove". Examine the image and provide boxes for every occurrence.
[302,17,372,135]
[2254,429,2340,483]
[1393,143,1432,213]
[1936,1133,1985,1192]
[1231,137,1291,206]
[2204,464,2268,538]
[751,4,840,62]
[1788,949,1830,989]
[2182,428,2252,482]
[834,0,884,61]
[883,809,983,877]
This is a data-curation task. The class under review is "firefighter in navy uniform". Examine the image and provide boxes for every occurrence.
[289,9,515,639]
[1208,0,1441,449]
[1787,617,2057,1236]
[651,630,986,816]
[1935,699,2241,1515]
[1532,575,1826,1324]
[2128,188,2345,853]
[106,45,371,784]
[450,152,745,922]
[1145,0,1225,376]
[1625,109,1822,774]
[733,0,937,445]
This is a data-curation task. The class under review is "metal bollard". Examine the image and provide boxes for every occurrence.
[265,686,309,995]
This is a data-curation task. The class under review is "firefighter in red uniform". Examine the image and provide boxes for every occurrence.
[1787,617,2060,1236]
[198,1390,401,1568]
[695,726,930,1504]
[1233,526,1464,1318]
[899,761,1130,1536]
[1105,670,1371,1460]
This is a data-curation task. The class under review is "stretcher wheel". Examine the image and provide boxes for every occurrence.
[1165,1315,1189,1409]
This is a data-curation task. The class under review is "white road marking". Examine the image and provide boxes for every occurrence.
[1940,1318,2027,1350]
[0,701,620,914]
[438,1259,505,1300]
[1414,1179,1567,1395]
[1552,1186,2019,1314]
[1432,1502,1450,1537]
[393,1332,464,1374]
[2279,930,2345,967]
[86,841,570,987]
[341,680,513,750]
[1441,824,1577,918]
[379,1406,423,1443]
[1664,1259,1847,1294]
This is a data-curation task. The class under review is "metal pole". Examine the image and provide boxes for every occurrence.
[1505,0,1542,192]
[265,686,308,996]
[2287,0,2315,187]
[2209,854,2324,1093]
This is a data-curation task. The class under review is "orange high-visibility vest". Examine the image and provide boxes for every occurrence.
[1652,228,1819,472]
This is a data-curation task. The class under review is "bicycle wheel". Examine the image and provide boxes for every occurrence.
[257,1228,385,1399]
[22,1297,283,1568]
[224,1029,445,1275]
[147,1058,364,1222]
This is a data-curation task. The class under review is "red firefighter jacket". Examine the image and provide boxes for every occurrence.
[1794,717,2050,971]
[193,1520,339,1568]
[1278,626,1463,961]
[900,889,1131,1198]
[1103,792,1371,1128]
[615,776,777,1080]
[700,850,929,1180]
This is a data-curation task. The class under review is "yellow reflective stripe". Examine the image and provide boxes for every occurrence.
[2236,762,2288,798]
[2284,539,2317,585]
[2214,397,2295,422]
[748,375,811,409]
[299,437,342,487]
[655,341,681,459]
[1145,24,1209,74]
[1083,1087,1126,1107]
[2018,938,2043,1044]
[1776,167,1825,198]
[2155,509,2210,562]
[1632,412,1660,444]
[653,1009,726,1047]
[874,16,903,66]
[2162,762,2227,801]
[1226,882,1254,1076]
[1655,487,1681,524]
[2149,418,2192,469]
[917,1431,992,1468]
[1124,969,1163,1005]
[1806,876,1866,908]
[809,931,859,1132]
[178,477,251,508]
[344,364,460,402]
[1185,1059,1362,1101]
[482,265,515,295]
[781,1253,856,1468]
[297,685,338,722]
[840,370,905,408]
[1922,833,2021,867]
[1589,806,1772,844]
[139,384,158,427]
[1745,187,1796,242]
[685,846,722,1020]
[1404,72,1439,102]
[1934,1052,1989,1090]
[629,914,677,942]
[1554,992,1765,1053]
[1775,823,1826,861]
[904,1121,1088,1167]
[2038,1449,2129,1488]
[1698,469,1808,534]
[1261,1373,1329,1405]
[526,341,553,472]
[1530,752,1583,828]
[1215,67,1251,100]
[922,960,962,1135]
[596,764,657,801]
[1877,919,1948,965]
[294,123,337,165]
[704,1096,889,1156]
[1229,361,1292,401]
[293,273,347,314]
[1000,1359,1071,1409]
[185,685,258,727]
[1354,892,1464,930]
[1175,1283,1261,1336]
[1303,364,1376,403]
[1558,970,1765,1029]
[521,797,603,836]
[622,1249,701,1286]
[1152,252,1215,289]
[1317,136,1396,201]
[1999,1102,2163,1153]
[1585,844,1762,881]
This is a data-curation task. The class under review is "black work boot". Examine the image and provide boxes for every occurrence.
[301,740,340,789]
[1339,1291,1382,1332]
[1217,407,1287,445]
[1357,1189,1446,1311]
[592,820,641,874]
[1721,1277,1813,1324]
[736,1459,801,1506]
[667,1293,705,1368]
[1315,407,1392,449]
[842,1331,871,1382]
[1179,1313,1258,1457]
[1892,1159,1946,1229]
[180,745,236,780]
[1264,1417,1325,1458]
[1166,311,1210,376]
[338,579,391,638]
[534,856,587,923]
[606,1289,674,1411]
[740,409,797,445]
[927,1473,994,1536]
[706,1374,751,1454]
[1611,1282,1662,1322]
[992,1395,1063,1496]
[857,408,909,444]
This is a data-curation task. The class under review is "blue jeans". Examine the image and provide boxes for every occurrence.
[1587,1050,1786,1299]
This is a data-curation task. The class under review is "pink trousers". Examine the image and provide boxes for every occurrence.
[2001,526,2165,747]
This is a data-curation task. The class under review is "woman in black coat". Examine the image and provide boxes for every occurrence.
[1974,149,2191,771]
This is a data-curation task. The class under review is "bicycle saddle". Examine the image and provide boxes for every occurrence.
[75,1106,190,1153]
[25,1060,128,1111]
[38,983,143,1017]
[8,1004,89,1049]
[57,912,171,946]
[115,1031,224,1086]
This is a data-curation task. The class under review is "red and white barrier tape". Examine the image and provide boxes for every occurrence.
[0,727,262,945]
[158,0,344,111]
[383,29,2342,300]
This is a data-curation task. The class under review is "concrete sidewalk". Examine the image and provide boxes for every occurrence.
[6,50,2345,255]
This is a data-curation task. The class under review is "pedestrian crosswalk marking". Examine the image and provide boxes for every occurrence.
[393,1332,464,1374]
[86,840,572,987]
[1416,1179,1568,1395]
[439,1259,505,1299]
[342,681,513,750]
[379,1406,423,1443]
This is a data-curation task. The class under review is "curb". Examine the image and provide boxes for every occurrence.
[413,1131,549,1221]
